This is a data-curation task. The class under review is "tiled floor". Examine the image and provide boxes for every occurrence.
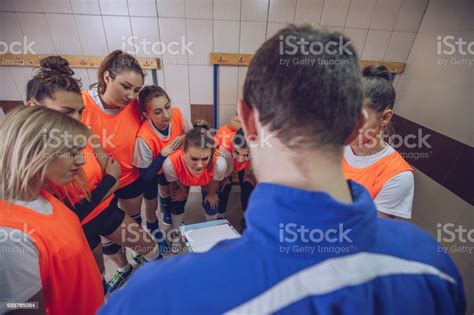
[103,189,245,280]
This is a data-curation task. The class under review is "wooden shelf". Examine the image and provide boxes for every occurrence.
[0,54,160,70]
[210,52,405,74]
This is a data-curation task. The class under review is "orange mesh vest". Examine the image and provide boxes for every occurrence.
[136,108,184,175]
[342,150,413,198]
[215,125,235,149]
[81,91,141,188]
[216,125,250,172]
[0,191,103,315]
[58,144,114,225]
[168,149,217,186]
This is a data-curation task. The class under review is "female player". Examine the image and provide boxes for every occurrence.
[162,124,227,231]
[133,85,192,238]
[343,64,414,219]
[216,127,256,228]
[27,56,161,294]
[0,106,103,314]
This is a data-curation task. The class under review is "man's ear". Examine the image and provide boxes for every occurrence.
[237,99,258,141]
[345,109,368,145]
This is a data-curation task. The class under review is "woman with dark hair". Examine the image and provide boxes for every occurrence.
[27,55,163,295]
[133,85,192,244]
[81,51,162,292]
[162,123,227,232]
[216,127,256,229]
[343,64,414,219]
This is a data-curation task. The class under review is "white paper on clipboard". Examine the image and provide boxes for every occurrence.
[180,220,240,253]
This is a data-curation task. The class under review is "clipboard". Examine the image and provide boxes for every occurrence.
[179,219,240,253]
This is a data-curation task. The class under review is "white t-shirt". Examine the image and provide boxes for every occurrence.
[133,118,193,169]
[0,197,53,310]
[87,89,121,115]
[163,155,227,184]
[344,145,414,219]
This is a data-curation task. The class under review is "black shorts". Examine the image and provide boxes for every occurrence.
[143,176,158,200]
[115,177,144,200]
[157,173,169,186]
[143,173,169,200]
[82,199,125,249]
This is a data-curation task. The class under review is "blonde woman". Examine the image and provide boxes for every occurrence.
[0,106,103,315]
[26,56,162,294]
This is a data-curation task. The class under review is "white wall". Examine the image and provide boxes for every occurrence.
[395,0,474,312]
[0,0,426,126]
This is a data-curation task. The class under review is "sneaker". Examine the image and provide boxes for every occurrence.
[162,210,172,226]
[147,228,171,257]
[158,239,171,256]
[131,254,146,267]
[107,266,134,294]
[102,277,108,295]
[170,230,183,255]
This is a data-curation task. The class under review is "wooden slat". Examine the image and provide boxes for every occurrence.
[210,52,405,74]
[191,104,215,129]
[210,53,254,66]
[0,54,160,70]
[360,60,405,74]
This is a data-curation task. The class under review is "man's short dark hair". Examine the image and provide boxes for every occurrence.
[243,25,363,150]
